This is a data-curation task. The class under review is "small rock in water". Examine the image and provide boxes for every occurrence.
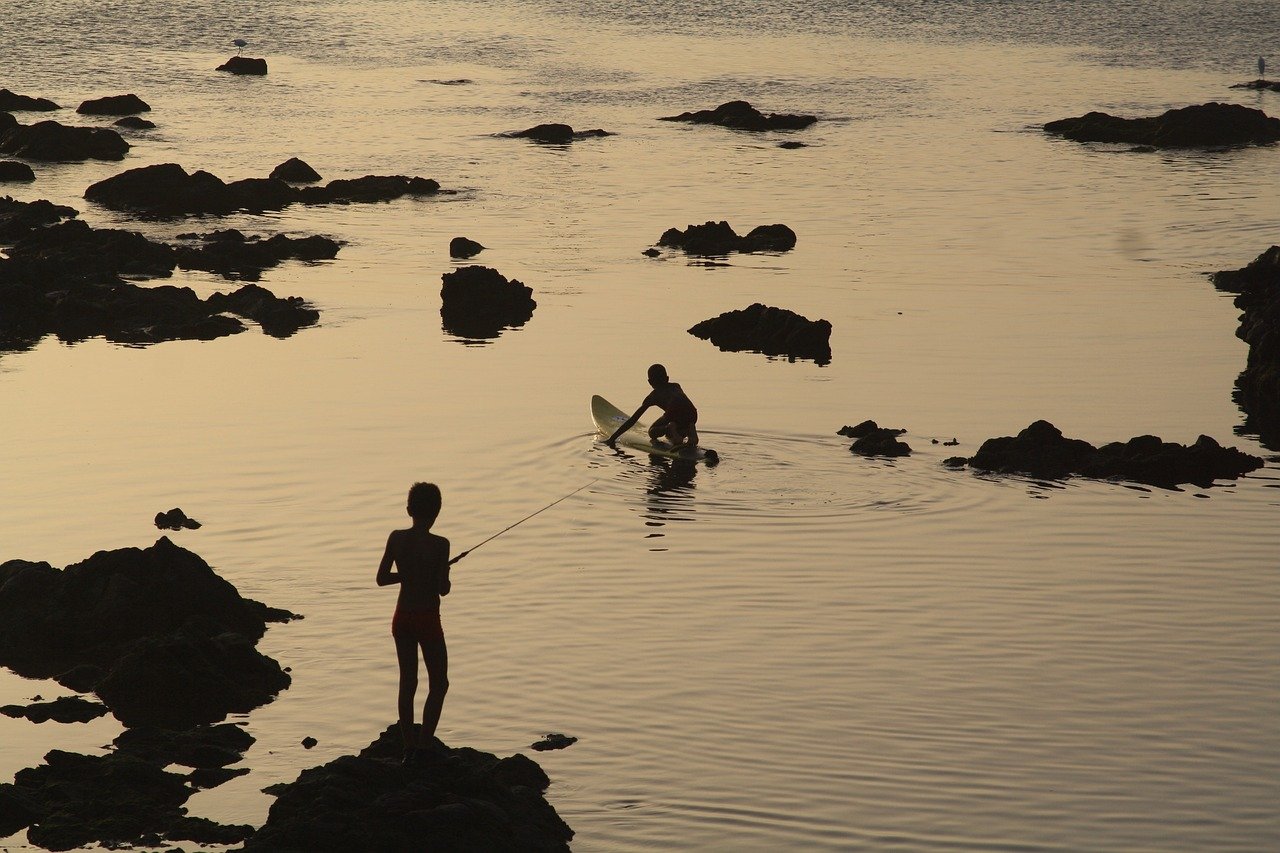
[301,736,318,749]
[218,56,269,75]
[531,732,577,751]
[114,116,156,130]
[269,157,322,183]
[0,160,36,182]
[449,236,485,258]
[77,93,150,115]
[155,507,201,530]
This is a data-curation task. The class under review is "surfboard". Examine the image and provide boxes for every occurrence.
[591,394,718,463]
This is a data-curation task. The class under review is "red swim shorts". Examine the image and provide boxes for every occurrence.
[391,606,444,644]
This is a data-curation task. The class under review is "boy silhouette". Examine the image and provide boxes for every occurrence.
[606,363,700,450]
[377,482,451,765]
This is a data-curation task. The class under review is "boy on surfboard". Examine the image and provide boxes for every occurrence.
[606,363,700,450]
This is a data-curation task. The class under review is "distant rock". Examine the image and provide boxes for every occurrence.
[113,115,156,130]
[0,119,129,161]
[531,733,577,751]
[206,283,321,338]
[154,507,201,530]
[849,430,911,457]
[449,236,485,258]
[217,56,268,75]
[302,736,318,749]
[175,229,341,281]
[440,265,537,340]
[838,420,906,439]
[0,161,35,182]
[1043,102,1280,147]
[2,218,177,280]
[311,174,441,204]
[242,725,573,851]
[654,220,797,256]
[953,420,1264,487]
[0,696,109,724]
[506,123,611,143]
[77,94,151,115]
[1211,246,1280,447]
[778,140,807,149]
[0,88,60,111]
[270,157,322,183]
[688,302,832,364]
[660,100,816,132]
[1229,79,1280,92]
[0,197,78,241]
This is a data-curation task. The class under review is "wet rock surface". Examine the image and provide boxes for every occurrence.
[660,100,817,132]
[0,696,109,724]
[1043,102,1280,147]
[507,123,611,143]
[449,235,485,258]
[0,88,61,111]
[85,163,443,217]
[218,56,269,75]
[655,220,797,256]
[531,733,577,751]
[0,537,297,727]
[243,725,573,852]
[154,507,201,530]
[1230,79,1280,92]
[270,156,322,182]
[840,421,912,456]
[174,228,341,280]
[206,282,322,337]
[77,94,151,115]
[1211,246,1280,447]
[0,119,129,161]
[0,160,35,181]
[688,302,832,364]
[952,420,1264,488]
[0,196,77,241]
[113,115,156,130]
[113,722,255,769]
[440,264,537,339]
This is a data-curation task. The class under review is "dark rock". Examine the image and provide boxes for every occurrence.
[655,220,796,256]
[0,88,60,111]
[641,247,660,257]
[0,696,109,724]
[0,196,77,241]
[302,736,318,749]
[206,282,321,337]
[218,56,269,75]
[1211,246,1280,447]
[154,507,201,530]
[660,100,817,132]
[530,733,576,751]
[270,157,322,183]
[958,420,1264,487]
[1230,79,1280,92]
[440,265,537,340]
[0,110,15,135]
[3,218,176,280]
[838,420,906,439]
[114,723,255,768]
[850,430,912,457]
[175,230,340,280]
[54,664,106,693]
[243,725,573,852]
[688,302,832,364]
[778,140,807,149]
[312,174,441,204]
[77,94,151,115]
[942,456,967,468]
[188,765,251,788]
[449,236,485,258]
[0,160,36,182]
[508,123,611,143]
[1044,102,1280,147]
[0,119,129,161]
[113,115,156,130]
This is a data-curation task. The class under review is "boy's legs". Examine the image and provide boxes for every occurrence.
[394,632,420,749]
[418,637,449,748]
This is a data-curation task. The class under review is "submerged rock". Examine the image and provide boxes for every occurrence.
[660,100,817,132]
[206,282,321,337]
[655,220,797,256]
[1230,79,1280,92]
[506,123,611,143]
[113,115,156,130]
[531,733,577,751]
[154,507,201,530]
[0,696,109,724]
[688,302,832,364]
[1211,246,1280,447]
[218,56,269,75]
[838,420,906,439]
[0,88,60,111]
[270,156,322,183]
[175,229,341,280]
[243,725,573,852]
[77,94,151,115]
[449,236,485,258]
[440,265,537,340]
[1043,102,1280,147]
[0,160,36,182]
[0,119,129,161]
[113,723,255,769]
[955,420,1264,487]
[850,430,912,457]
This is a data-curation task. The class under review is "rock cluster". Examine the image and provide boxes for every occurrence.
[0,119,129,161]
[655,220,797,256]
[1043,102,1280,147]
[1211,246,1280,447]
[688,302,832,364]
[440,265,537,339]
[507,123,611,143]
[950,420,1263,488]
[0,537,297,727]
[243,725,573,852]
[839,420,911,457]
[660,100,817,132]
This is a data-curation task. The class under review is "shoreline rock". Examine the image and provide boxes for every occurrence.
[1210,246,1280,447]
[1043,102,1280,148]
[654,220,797,256]
[688,302,832,364]
[660,100,816,132]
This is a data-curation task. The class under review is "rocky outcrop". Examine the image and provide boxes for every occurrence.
[1044,102,1280,147]
[77,94,150,115]
[0,537,297,727]
[440,265,537,339]
[218,56,269,75]
[85,163,442,217]
[0,160,35,182]
[506,123,611,143]
[1211,246,1280,447]
[154,507,201,530]
[0,196,77,241]
[660,100,816,132]
[270,157,322,183]
[654,220,796,256]
[206,283,321,337]
[0,696,109,724]
[839,421,911,457]
[449,236,485,258]
[243,725,573,852]
[688,302,832,364]
[113,722,254,770]
[113,115,155,130]
[174,229,341,280]
[0,119,129,161]
[0,89,60,111]
[1230,79,1280,92]
[952,420,1264,488]
[3,218,176,279]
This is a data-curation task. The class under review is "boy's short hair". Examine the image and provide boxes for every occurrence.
[407,482,442,521]
[647,363,668,384]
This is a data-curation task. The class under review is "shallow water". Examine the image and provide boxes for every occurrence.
[2,1,1279,850]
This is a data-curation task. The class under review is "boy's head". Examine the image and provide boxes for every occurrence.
[406,482,442,524]
[647,363,669,388]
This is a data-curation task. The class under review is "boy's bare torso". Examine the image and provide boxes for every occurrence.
[391,529,449,608]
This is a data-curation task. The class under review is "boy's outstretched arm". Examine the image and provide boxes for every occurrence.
[606,404,649,445]
[375,531,401,586]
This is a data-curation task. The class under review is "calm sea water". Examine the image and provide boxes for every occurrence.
[2,1,1279,850]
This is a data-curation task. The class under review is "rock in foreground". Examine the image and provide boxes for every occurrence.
[244,725,573,852]
[688,302,832,364]
[1211,246,1280,447]
[955,420,1264,488]
[440,265,537,340]
[655,220,796,256]
[660,100,816,132]
[1043,102,1280,147]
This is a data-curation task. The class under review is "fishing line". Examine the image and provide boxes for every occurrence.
[448,480,598,565]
